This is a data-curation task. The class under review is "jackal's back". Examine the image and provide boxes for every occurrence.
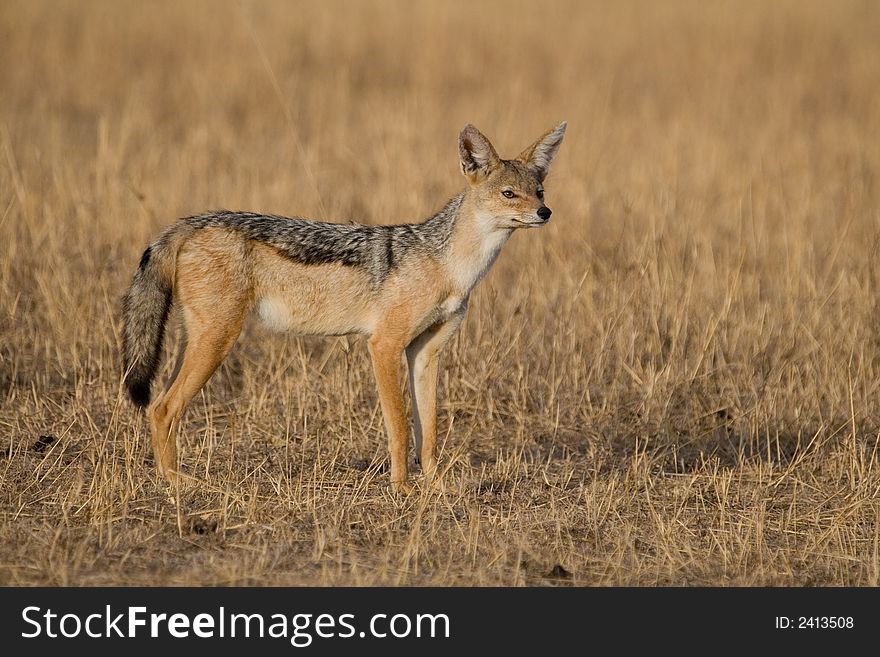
[183,197,462,286]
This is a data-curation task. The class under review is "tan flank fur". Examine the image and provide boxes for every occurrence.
[122,122,567,493]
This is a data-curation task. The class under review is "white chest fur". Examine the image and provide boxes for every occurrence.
[449,211,511,297]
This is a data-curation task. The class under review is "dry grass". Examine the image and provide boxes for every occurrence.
[2,0,880,586]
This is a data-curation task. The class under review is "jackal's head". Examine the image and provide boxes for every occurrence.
[459,122,566,229]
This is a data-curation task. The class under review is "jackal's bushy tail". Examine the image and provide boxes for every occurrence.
[122,240,174,407]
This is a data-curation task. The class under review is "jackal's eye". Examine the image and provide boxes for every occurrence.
[502,190,515,199]
[537,189,544,200]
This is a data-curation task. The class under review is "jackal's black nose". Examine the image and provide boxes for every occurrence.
[537,206,552,221]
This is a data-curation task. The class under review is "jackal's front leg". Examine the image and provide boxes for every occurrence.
[406,313,464,481]
[368,332,411,493]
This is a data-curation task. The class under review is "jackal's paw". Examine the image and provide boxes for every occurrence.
[158,468,197,501]
[391,480,414,495]
[429,475,462,495]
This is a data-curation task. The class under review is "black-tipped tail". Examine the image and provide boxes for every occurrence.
[122,245,172,407]
[127,379,153,407]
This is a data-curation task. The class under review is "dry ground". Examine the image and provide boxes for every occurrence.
[1,0,880,585]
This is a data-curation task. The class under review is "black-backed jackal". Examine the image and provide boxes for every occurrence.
[123,122,566,493]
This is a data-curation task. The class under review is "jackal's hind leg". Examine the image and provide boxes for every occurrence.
[148,308,245,483]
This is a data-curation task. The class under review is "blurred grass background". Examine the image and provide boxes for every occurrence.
[1,0,879,585]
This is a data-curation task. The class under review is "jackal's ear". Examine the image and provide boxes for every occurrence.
[459,124,501,183]
[517,121,567,182]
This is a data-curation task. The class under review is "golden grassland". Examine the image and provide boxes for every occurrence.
[1,0,879,585]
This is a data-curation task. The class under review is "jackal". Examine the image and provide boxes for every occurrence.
[122,122,566,493]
